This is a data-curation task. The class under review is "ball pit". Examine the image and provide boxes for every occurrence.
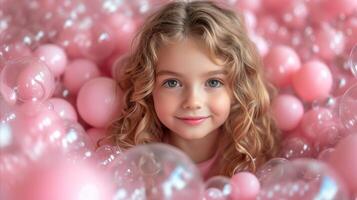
[1,0,357,199]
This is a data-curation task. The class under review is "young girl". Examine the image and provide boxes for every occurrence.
[108,0,280,179]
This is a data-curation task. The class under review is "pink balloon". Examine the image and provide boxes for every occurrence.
[234,0,261,12]
[263,45,301,88]
[56,26,91,59]
[271,94,304,131]
[329,134,357,193]
[249,34,268,57]
[106,13,137,53]
[47,97,77,121]
[15,155,114,200]
[344,17,357,51]
[313,25,345,61]
[293,60,333,102]
[321,0,357,19]
[77,77,122,128]
[230,172,260,200]
[280,0,308,29]
[62,59,100,94]
[34,44,68,77]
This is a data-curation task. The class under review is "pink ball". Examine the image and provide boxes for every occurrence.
[15,156,114,200]
[234,0,261,12]
[321,0,357,19]
[34,44,68,77]
[63,59,100,95]
[106,13,137,53]
[47,97,77,122]
[271,94,304,131]
[263,45,301,88]
[344,18,357,51]
[314,26,345,61]
[280,0,308,29]
[293,60,332,102]
[77,77,122,128]
[329,134,357,193]
[230,172,260,200]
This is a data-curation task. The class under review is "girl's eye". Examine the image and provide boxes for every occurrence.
[206,79,223,88]
[163,79,181,88]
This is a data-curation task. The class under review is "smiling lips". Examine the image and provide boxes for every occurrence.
[177,116,209,125]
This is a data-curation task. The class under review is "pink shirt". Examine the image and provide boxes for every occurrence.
[196,151,219,180]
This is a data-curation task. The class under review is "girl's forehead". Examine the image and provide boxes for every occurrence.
[156,37,226,73]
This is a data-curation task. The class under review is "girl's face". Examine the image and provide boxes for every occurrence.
[153,37,232,141]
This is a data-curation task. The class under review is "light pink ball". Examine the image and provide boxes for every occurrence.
[263,45,301,88]
[321,0,357,19]
[77,77,122,128]
[15,156,114,200]
[34,44,68,77]
[329,134,357,193]
[271,94,304,131]
[235,0,261,12]
[63,59,100,95]
[293,60,332,102]
[47,97,78,122]
[230,172,260,200]
[314,26,345,61]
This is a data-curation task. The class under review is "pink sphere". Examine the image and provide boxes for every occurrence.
[293,60,332,102]
[234,0,261,12]
[263,45,301,88]
[271,94,304,131]
[329,134,357,193]
[321,0,357,19]
[47,97,78,122]
[15,156,114,200]
[34,44,68,77]
[106,13,137,53]
[63,59,100,95]
[344,17,357,51]
[314,26,345,61]
[77,77,122,128]
[230,172,260,200]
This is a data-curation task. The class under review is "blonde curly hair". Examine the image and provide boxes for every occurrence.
[108,0,280,177]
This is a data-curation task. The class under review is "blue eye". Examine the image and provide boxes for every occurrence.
[206,79,223,88]
[163,79,181,88]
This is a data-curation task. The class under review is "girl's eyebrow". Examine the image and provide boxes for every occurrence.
[156,69,228,77]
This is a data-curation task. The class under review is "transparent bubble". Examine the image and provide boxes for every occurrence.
[110,143,204,200]
[339,83,357,133]
[204,176,232,200]
[58,121,93,162]
[91,144,123,168]
[349,44,357,77]
[279,137,317,160]
[256,157,289,187]
[257,159,349,200]
[0,57,55,105]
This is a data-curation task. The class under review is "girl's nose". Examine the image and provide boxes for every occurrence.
[182,88,203,110]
